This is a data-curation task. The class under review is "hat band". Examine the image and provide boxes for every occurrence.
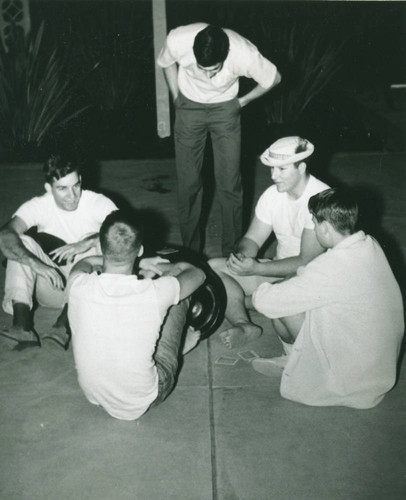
[268,152,292,160]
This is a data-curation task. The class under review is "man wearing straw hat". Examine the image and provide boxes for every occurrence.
[210,136,329,350]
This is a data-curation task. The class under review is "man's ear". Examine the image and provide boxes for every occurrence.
[298,162,307,175]
[138,245,144,258]
[44,182,52,193]
[321,220,332,235]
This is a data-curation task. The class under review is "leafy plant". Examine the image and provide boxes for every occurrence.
[258,20,348,125]
[0,23,88,152]
[71,4,153,112]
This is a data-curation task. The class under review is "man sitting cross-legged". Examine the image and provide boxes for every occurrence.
[67,210,205,421]
[0,154,118,348]
[209,136,329,349]
[249,188,404,409]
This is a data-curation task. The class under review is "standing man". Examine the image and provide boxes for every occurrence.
[157,23,281,255]
[250,188,404,409]
[0,155,118,347]
[210,137,329,349]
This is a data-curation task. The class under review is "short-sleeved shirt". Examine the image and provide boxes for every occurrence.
[255,175,330,260]
[14,190,117,244]
[68,273,180,421]
[157,23,278,103]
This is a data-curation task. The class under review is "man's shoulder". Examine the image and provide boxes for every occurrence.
[307,175,330,195]
[80,190,115,207]
[14,192,52,214]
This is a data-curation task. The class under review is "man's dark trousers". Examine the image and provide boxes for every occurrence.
[174,93,242,256]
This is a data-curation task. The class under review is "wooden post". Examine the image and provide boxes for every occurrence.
[152,0,171,138]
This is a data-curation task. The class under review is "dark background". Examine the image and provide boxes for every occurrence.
[1,0,405,162]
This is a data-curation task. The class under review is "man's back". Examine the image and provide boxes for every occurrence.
[68,272,180,420]
[278,232,404,408]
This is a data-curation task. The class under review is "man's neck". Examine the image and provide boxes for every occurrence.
[287,174,310,200]
[103,261,134,275]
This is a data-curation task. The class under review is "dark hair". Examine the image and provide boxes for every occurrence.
[294,139,311,169]
[193,25,229,67]
[308,188,359,235]
[43,155,81,184]
[100,210,144,262]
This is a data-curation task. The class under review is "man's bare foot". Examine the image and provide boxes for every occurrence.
[182,327,201,355]
[220,322,262,349]
[0,326,41,348]
[252,356,287,377]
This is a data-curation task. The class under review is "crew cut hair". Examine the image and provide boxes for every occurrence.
[193,25,229,67]
[99,210,144,262]
[308,188,359,235]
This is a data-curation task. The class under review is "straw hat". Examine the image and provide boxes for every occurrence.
[260,136,314,167]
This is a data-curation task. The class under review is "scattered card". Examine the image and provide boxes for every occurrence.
[238,350,259,362]
[215,356,239,366]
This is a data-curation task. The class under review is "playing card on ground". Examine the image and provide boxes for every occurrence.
[238,350,259,361]
[215,356,239,365]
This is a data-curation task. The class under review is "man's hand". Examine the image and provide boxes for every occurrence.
[139,256,170,278]
[227,253,258,276]
[31,259,65,290]
[49,240,94,264]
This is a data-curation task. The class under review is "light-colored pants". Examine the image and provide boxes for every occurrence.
[2,235,98,314]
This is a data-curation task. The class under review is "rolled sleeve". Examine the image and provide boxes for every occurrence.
[246,51,278,89]
[157,33,177,68]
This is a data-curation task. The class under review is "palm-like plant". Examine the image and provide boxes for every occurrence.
[0,23,88,152]
[259,21,348,125]
[71,4,153,112]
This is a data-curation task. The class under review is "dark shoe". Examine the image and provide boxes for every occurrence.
[0,327,41,349]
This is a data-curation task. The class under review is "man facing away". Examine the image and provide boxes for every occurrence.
[209,136,330,349]
[67,210,205,421]
[0,155,117,347]
[157,23,281,255]
[250,188,404,409]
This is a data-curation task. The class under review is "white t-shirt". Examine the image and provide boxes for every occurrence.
[14,190,117,244]
[68,273,180,421]
[157,23,278,103]
[255,175,329,259]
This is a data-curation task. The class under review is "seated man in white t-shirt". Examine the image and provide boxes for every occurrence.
[0,154,118,348]
[209,137,329,349]
[67,210,205,421]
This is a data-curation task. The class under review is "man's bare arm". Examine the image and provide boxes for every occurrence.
[0,217,31,264]
[238,70,281,108]
[49,233,100,264]
[0,217,64,289]
[153,261,205,301]
[163,64,180,101]
[233,216,273,258]
[229,228,325,278]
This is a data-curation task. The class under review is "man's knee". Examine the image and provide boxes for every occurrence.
[208,257,228,274]
[278,313,305,340]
